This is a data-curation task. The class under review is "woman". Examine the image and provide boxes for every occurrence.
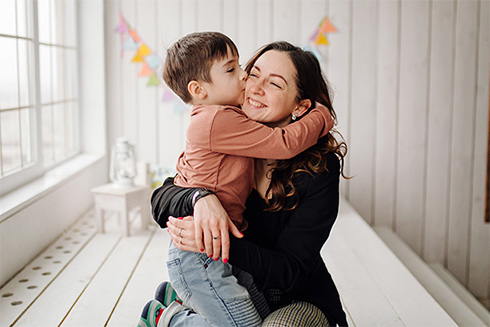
[152,41,348,327]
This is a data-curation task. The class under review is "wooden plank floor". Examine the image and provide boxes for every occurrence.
[1,200,457,327]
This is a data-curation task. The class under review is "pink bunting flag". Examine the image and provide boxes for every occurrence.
[161,87,176,102]
[114,15,129,34]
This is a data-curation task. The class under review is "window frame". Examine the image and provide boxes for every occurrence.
[0,0,80,196]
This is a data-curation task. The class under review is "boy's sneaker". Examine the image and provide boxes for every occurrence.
[138,299,164,327]
[154,281,181,306]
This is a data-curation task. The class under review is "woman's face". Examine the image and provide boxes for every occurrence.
[242,50,301,128]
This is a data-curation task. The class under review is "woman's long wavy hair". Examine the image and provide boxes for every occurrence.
[244,41,348,212]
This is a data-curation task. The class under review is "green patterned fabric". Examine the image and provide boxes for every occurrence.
[262,301,329,327]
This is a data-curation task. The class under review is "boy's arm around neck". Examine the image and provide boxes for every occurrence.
[191,105,334,160]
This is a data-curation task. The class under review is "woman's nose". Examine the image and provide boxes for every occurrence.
[248,80,264,95]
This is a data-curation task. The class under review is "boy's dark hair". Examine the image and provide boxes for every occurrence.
[163,32,239,103]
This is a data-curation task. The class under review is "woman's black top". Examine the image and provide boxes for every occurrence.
[151,152,347,326]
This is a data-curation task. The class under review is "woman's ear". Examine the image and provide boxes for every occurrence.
[188,80,207,100]
[294,99,312,118]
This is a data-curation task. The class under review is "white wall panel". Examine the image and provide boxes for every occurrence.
[424,0,455,263]
[157,0,186,169]
[120,0,138,146]
[197,0,222,32]
[347,0,377,224]
[447,0,479,283]
[272,0,300,44]
[373,0,399,229]
[326,0,351,200]
[238,0,257,62]
[395,0,430,254]
[136,1,158,164]
[255,0,272,56]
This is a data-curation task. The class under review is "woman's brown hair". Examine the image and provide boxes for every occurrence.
[244,41,348,212]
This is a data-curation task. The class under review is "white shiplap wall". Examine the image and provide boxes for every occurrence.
[103,0,490,307]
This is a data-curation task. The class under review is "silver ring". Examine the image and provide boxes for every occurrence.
[213,235,221,240]
[179,228,183,238]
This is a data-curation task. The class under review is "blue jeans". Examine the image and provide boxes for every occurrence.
[166,242,268,326]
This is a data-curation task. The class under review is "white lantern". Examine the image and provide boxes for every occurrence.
[110,138,137,187]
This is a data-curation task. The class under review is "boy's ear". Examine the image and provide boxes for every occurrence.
[188,80,207,100]
[294,99,312,118]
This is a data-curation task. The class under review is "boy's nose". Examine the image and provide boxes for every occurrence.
[240,69,247,80]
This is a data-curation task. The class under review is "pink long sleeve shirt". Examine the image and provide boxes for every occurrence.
[174,104,333,230]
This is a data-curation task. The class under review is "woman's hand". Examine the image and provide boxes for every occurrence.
[166,216,201,253]
[194,195,243,262]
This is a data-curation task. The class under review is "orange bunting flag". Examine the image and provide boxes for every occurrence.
[129,29,141,42]
[320,18,337,33]
[138,63,153,77]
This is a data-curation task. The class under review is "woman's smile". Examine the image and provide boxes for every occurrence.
[247,97,267,108]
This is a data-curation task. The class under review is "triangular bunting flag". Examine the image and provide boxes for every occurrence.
[145,53,161,70]
[147,72,160,86]
[308,29,319,43]
[139,63,153,77]
[115,16,129,34]
[320,18,337,33]
[137,43,151,58]
[129,29,141,42]
[161,87,176,101]
[123,37,139,50]
[315,32,329,45]
[131,53,144,62]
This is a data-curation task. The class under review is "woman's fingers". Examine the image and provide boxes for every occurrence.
[167,216,200,252]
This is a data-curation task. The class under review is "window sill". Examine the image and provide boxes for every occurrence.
[0,154,105,222]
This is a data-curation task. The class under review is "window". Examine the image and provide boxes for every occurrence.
[0,0,79,195]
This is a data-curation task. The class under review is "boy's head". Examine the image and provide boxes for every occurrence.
[163,32,246,106]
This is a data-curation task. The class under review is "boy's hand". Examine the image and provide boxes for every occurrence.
[194,195,243,262]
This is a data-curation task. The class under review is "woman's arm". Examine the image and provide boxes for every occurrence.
[229,157,341,292]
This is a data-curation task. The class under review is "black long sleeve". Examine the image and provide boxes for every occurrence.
[228,155,340,292]
[150,177,198,228]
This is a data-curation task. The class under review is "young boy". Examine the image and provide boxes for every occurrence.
[139,32,333,327]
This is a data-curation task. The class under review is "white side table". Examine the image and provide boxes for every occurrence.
[91,183,151,236]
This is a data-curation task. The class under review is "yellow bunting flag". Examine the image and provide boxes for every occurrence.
[137,43,151,57]
[315,32,329,45]
[131,43,151,62]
